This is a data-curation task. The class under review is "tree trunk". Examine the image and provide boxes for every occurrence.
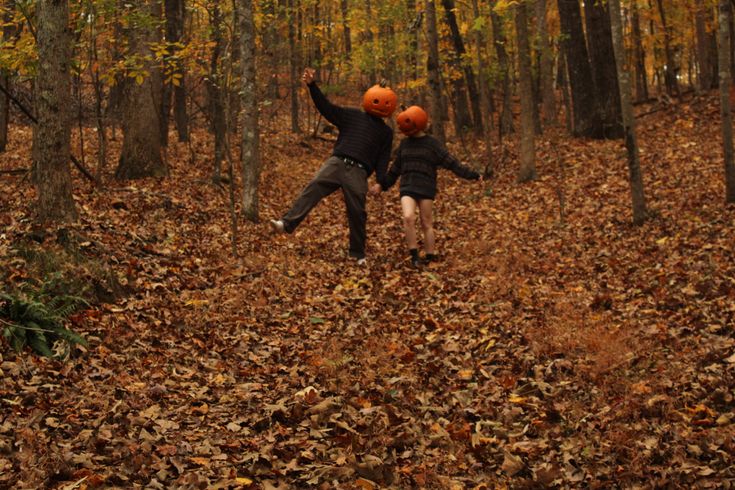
[490,3,514,137]
[33,0,77,223]
[609,0,648,225]
[584,0,623,139]
[536,0,556,128]
[239,0,261,221]
[168,0,188,142]
[718,0,735,202]
[558,51,573,131]
[557,0,602,138]
[631,2,649,101]
[207,2,226,183]
[0,0,14,152]
[441,0,482,135]
[696,4,718,92]
[655,0,679,96]
[115,0,166,180]
[288,0,300,133]
[471,0,494,176]
[407,0,420,102]
[426,0,445,144]
[515,1,536,183]
[340,0,352,57]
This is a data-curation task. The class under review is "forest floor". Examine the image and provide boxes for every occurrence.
[1,93,734,489]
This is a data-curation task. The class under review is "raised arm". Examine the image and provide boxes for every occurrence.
[302,68,344,126]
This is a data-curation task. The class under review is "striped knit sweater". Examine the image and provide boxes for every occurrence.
[382,135,480,199]
[308,83,393,182]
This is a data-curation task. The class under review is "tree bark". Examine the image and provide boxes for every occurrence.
[655,0,679,96]
[471,0,494,176]
[490,3,514,137]
[288,0,300,133]
[115,0,166,180]
[441,0,482,135]
[0,0,15,152]
[609,0,648,224]
[340,0,352,57]
[515,0,536,183]
[426,0,445,145]
[207,2,225,183]
[33,0,77,223]
[696,4,718,91]
[168,0,188,142]
[584,0,623,139]
[718,0,735,202]
[631,2,649,101]
[239,0,261,221]
[536,0,555,128]
[557,0,602,138]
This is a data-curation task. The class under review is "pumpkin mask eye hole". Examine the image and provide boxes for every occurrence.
[373,99,380,104]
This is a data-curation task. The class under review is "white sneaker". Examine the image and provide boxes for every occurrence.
[269,219,285,233]
[356,257,367,266]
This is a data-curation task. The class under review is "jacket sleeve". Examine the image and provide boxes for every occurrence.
[381,145,402,191]
[435,141,480,180]
[375,132,394,189]
[308,82,345,127]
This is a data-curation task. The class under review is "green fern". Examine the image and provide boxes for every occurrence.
[0,288,89,358]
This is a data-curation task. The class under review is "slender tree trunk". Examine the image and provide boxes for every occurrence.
[168,0,188,141]
[515,1,536,183]
[609,0,648,224]
[441,0,482,135]
[471,0,494,176]
[239,0,261,221]
[426,0,445,144]
[0,0,15,152]
[557,0,602,138]
[655,0,679,96]
[584,0,623,139]
[718,0,735,202]
[631,2,649,101]
[491,3,514,137]
[115,0,166,180]
[536,0,556,128]
[558,51,573,132]
[696,4,718,92]
[407,0,420,101]
[34,0,77,223]
[340,0,352,58]
[207,2,225,183]
[288,0,300,133]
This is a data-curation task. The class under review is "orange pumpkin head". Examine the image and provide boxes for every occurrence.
[362,84,397,117]
[396,105,428,136]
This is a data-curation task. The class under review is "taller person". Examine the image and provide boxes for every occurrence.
[270,68,396,265]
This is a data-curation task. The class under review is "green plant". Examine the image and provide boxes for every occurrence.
[0,287,89,358]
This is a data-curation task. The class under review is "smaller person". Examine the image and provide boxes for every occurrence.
[371,105,480,267]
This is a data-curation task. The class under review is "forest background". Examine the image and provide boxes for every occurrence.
[0,0,734,488]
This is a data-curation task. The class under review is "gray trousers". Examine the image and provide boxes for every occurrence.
[281,156,369,259]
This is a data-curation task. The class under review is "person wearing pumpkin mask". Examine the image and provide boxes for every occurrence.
[370,105,480,267]
[270,68,395,265]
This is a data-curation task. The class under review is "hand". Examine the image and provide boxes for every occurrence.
[369,183,382,195]
[301,68,316,85]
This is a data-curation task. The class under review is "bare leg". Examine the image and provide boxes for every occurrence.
[401,196,419,250]
[419,199,435,255]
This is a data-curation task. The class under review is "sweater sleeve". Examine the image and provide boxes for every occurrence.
[381,145,402,191]
[435,141,480,180]
[308,82,345,127]
[375,131,394,188]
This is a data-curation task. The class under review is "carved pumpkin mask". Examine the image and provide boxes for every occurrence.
[396,105,428,136]
[362,84,398,118]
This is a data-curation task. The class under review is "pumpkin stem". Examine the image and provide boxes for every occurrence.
[379,79,389,88]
